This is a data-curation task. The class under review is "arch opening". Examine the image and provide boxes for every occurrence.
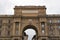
[22,25,38,40]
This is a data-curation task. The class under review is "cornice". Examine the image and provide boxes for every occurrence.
[14,6,46,9]
[0,15,60,18]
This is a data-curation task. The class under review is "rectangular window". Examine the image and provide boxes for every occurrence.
[16,30,19,35]
[41,22,45,27]
[41,22,45,34]
[15,22,19,27]
[8,25,10,28]
[7,31,10,35]
[15,22,19,30]
[49,31,53,35]
[58,20,60,23]
[42,30,45,34]
[59,31,60,35]
[0,25,2,28]
[15,22,19,35]
[49,20,52,23]
[8,20,10,23]
[0,20,2,25]
[0,31,1,36]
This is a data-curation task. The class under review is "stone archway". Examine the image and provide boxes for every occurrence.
[22,25,38,40]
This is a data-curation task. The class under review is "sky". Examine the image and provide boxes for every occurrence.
[0,0,60,15]
[25,29,36,40]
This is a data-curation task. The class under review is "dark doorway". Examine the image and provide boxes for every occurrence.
[42,39,46,40]
[14,39,18,40]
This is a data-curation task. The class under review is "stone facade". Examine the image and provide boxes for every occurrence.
[0,6,60,40]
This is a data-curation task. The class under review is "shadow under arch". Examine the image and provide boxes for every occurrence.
[22,25,38,40]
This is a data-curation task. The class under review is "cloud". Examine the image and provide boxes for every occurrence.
[25,29,36,40]
[0,0,14,15]
[45,0,60,14]
[0,0,60,15]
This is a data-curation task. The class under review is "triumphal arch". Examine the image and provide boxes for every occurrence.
[14,6,47,40]
[0,6,60,40]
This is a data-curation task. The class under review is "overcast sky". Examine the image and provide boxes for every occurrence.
[0,0,60,15]
[25,29,36,40]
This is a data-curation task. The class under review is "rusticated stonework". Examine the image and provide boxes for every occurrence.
[0,6,60,40]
